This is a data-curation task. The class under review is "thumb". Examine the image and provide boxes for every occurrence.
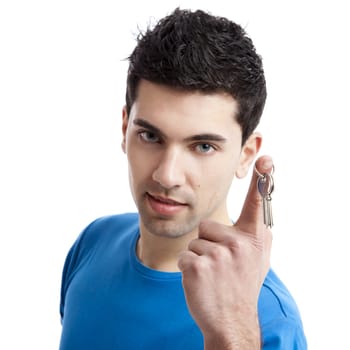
[235,155,274,233]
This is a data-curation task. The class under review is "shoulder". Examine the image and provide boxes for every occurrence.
[60,213,140,318]
[259,269,307,349]
[83,212,139,235]
[61,213,139,285]
[75,212,139,247]
[259,269,302,324]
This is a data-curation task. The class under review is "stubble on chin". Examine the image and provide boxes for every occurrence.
[138,205,201,239]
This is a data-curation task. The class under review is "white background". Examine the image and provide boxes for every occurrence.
[1,0,349,349]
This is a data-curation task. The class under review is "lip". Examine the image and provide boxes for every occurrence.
[146,193,187,216]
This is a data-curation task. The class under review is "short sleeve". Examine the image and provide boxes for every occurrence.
[262,318,307,349]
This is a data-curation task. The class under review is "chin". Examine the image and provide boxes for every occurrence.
[141,215,199,239]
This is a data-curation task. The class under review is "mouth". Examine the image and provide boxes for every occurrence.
[146,193,188,216]
[148,193,186,205]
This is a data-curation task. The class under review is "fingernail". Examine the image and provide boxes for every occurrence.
[262,159,273,170]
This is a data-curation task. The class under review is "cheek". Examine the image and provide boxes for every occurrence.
[127,148,158,190]
[198,154,238,183]
[194,156,237,195]
[196,168,233,196]
[127,153,146,189]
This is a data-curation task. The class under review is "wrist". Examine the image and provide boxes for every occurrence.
[203,307,261,350]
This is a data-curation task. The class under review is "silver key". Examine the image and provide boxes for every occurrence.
[257,173,274,228]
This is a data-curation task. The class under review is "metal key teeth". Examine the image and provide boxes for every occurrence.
[257,173,274,229]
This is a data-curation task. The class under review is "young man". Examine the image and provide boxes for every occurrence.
[59,8,307,349]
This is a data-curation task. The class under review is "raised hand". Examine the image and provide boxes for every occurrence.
[177,156,274,350]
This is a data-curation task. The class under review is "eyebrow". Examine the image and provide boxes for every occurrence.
[133,118,165,138]
[133,118,227,143]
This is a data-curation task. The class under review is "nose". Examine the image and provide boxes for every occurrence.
[152,147,186,190]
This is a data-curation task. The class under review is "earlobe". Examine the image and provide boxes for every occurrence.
[235,133,262,179]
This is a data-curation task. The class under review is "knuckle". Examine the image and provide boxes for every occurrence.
[188,257,207,275]
[226,236,245,253]
[208,245,223,261]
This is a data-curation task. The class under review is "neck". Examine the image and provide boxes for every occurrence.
[137,210,232,272]
[136,230,195,272]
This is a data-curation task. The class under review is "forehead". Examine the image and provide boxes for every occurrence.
[130,80,241,138]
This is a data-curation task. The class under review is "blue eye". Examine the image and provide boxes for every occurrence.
[139,131,160,143]
[195,143,215,154]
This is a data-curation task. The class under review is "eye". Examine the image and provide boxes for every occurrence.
[194,143,216,154]
[138,131,160,143]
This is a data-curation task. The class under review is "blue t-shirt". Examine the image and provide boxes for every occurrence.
[59,213,307,349]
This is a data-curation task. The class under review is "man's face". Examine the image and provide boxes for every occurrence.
[122,80,259,238]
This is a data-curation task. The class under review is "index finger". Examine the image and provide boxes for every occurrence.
[235,155,274,234]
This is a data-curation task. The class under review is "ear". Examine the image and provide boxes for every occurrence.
[235,132,262,179]
[121,106,129,153]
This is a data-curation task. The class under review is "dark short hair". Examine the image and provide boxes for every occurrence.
[126,8,267,145]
